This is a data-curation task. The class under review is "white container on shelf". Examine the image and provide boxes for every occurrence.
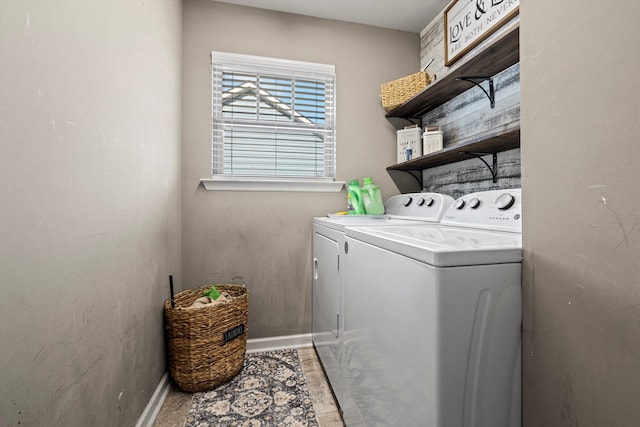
[423,126,443,155]
[397,126,423,163]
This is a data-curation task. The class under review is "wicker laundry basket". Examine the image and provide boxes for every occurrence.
[164,284,248,392]
[380,71,436,111]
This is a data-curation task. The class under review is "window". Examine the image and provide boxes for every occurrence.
[204,52,342,192]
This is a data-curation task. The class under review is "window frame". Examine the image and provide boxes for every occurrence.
[202,51,344,192]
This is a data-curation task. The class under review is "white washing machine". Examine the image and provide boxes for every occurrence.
[342,189,522,427]
[312,192,454,414]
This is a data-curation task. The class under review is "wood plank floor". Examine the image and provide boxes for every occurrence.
[152,346,344,426]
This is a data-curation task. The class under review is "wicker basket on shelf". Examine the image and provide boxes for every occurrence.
[164,284,248,392]
[380,71,436,112]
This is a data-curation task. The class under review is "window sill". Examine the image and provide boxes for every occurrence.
[200,178,345,192]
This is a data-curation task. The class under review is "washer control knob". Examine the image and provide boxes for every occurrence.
[424,196,435,207]
[402,196,413,207]
[496,193,515,210]
[416,197,426,206]
[469,197,480,209]
[454,199,465,209]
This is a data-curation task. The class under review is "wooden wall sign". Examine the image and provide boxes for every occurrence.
[444,0,519,66]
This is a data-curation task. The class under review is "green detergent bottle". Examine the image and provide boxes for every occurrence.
[348,179,365,215]
[361,177,384,215]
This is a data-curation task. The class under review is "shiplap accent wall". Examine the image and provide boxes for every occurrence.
[421,63,521,198]
[417,14,521,198]
[420,148,520,199]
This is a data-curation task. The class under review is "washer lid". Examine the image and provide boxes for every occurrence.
[345,224,522,267]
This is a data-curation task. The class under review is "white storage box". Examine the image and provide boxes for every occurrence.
[397,127,423,163]
[423,126,443,155]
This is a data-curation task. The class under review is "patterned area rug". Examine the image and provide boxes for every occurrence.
[183,349,319,427]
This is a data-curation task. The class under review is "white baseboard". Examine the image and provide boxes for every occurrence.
[246,333,313,353]
[136,372,171,427]
[137,333,312,426]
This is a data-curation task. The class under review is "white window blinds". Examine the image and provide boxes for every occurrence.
[211,52,336,180]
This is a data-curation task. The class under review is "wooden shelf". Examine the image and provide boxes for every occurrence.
[387,127,520,172]
[386,127,520,193]
[386,24,519,119]
[384,21,520,193]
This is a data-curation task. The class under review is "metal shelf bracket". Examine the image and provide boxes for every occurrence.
[456,77,495,108]
[404,170,423,188]
[460,151,498,183]
[386,168,423,193]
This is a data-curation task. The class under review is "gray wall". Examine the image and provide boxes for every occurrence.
[0,1,182,426]
[521,1,640,426]
[182,0,419,338]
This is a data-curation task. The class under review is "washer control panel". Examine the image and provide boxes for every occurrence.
[441,188,522,232]
[384,192,455,221]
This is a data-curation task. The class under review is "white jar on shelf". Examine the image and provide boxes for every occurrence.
[396,126,423,163]
[423,126,443,155]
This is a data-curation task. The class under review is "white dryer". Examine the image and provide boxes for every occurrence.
[342,189,522,427]
[312,192,454,414]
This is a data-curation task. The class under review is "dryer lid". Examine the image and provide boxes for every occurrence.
[313,192,455,231]
[313,215,398,231]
